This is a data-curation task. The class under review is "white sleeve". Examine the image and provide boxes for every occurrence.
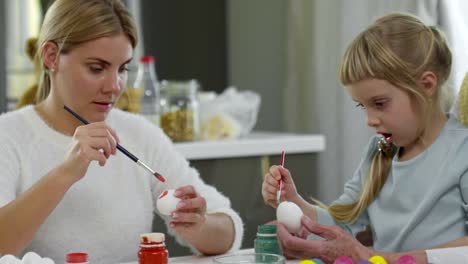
[0,135,20,207]
[426,246,468,264]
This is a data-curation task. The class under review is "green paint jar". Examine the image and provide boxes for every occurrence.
[254,224,282,256]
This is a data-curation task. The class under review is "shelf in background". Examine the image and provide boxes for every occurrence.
[174,131,325,160]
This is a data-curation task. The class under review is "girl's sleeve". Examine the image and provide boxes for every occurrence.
[315,136,379,236]
[457,138,468,231]
[146,124,243,254]
[0,135,20,208]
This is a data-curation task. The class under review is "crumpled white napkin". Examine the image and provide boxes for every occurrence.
[0,252,55,264]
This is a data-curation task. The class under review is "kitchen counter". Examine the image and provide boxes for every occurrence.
[174,132,325,160]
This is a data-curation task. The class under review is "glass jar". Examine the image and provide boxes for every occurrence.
[133,55,161,125]
[254,224,282,256]
[138,233,168,264]
[159,80,199,142]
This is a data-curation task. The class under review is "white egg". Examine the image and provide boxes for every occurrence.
[157,189,181,215]
[21,252,42,264]
[0,255,21,264]
[41,257,56,264]
[276,201,303,234]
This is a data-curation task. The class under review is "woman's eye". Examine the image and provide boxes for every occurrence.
[119,66,130,73]
[90,66,103,73]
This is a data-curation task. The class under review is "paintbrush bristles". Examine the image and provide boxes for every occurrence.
[154,173,166,183]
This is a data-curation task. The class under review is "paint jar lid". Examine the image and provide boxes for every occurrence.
[66,252,88,263]
[140,232,165,243]
[257,224,277,235]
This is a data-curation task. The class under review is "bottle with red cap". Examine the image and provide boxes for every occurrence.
[132,55,161,125]
[138,232,168,264]
[66,252,89,264]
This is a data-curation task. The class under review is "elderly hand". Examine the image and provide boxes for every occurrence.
[277,216,373,263]
[170,185,207,234]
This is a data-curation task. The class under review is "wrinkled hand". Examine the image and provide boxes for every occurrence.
[262,165,300,208]
[63,122,119,183]
[170,185,207,234]
[277,216,372,263]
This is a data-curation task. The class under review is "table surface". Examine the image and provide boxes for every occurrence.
[121,248,301,263]
[174,131,326,160]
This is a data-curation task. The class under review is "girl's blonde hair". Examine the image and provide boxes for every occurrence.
[34,0,138,103]
[327,13,452,223]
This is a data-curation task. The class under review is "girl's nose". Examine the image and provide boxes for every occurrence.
[367,113,380,127]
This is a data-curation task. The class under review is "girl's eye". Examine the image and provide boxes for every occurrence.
[375,101,386,108]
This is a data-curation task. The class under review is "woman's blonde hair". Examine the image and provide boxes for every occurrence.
[326,13,452,223]
[34,0,138,103]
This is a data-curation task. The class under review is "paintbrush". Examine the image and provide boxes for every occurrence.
[64,105,166,183]
[276,150,285,205]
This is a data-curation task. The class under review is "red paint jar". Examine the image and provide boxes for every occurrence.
[66,252,89,264]
[138,233,168,264]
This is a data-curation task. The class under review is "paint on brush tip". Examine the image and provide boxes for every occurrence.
[155,173,166,183]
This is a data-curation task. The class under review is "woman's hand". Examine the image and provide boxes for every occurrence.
[277,216,373,263]
[62,122,119,183]
[170,185,207,234]
[262,165,301,208]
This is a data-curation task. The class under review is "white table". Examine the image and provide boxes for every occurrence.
[121,248,301,264]
[174,132,326,160]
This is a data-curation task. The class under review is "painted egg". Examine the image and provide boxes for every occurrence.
[369,255,387,264]
[334,256,354,264]
[276,201,303,234]
[396,255,417,264]
[299,260,316,264]
[157,189,181,215]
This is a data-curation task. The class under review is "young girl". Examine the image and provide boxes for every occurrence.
[262,13,468,263]
[0,0,243,262]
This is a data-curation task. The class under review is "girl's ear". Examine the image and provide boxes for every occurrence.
[419,71,438,97]
[42,41,59,72]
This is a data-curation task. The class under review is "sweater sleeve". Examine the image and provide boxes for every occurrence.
[143,122,243,254]
[315,136,379,236]
[0,134,20,207]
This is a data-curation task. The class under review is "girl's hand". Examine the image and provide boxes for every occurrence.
[170,185,207,234]
[277,216,373,262]
[262,165,300,208]
[62,122,119,183]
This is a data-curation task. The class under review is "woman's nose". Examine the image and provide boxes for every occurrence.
[105,72,121,93]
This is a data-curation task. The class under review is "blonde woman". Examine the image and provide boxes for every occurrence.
[0,0,243,263]
[262,13,468,263]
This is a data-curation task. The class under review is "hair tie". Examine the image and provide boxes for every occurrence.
[378,137,395,157]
